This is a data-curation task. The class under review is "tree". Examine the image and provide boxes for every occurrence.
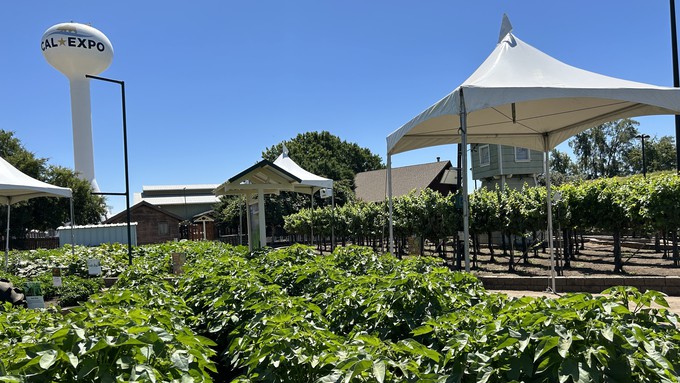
[625,135,677,174]
[0,130,107,238]
[568,118,639,179]
[261,131,384,199]
[0,130,47,179]
[42,166,107,226]
[547,149,579,186]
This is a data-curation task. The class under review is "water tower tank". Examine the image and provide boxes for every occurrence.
[41,22,114,191]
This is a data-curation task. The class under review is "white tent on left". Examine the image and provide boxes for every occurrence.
[1,156,72,271]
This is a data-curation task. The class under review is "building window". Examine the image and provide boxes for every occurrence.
[158,222,169,235]
[515,147,530,162]
[479,145,490,166]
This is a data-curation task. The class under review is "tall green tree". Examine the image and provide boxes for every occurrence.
[0,130,47,179]
[0,130,107,238]
[547,148,579,186]
[625,135,677,174]
[262,131,384,194]
[568,118,639,179]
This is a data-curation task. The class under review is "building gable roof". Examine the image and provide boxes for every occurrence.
[104,200,184,224]
[355,161,453,202]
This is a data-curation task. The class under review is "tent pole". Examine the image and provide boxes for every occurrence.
[387,154,394,255]
[460,90,470,272]
[4,200,10,272]
[544,142,556,292]
[70,197,75,258]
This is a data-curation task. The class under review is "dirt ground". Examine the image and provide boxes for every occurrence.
[460,236,680,315]
[454,236,680,277]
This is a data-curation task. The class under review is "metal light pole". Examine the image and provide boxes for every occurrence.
[183,187,188,219]
[636,134,651,177]
[85,74,132,265]
[671,0,680,173]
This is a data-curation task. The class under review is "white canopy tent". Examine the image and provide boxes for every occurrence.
[273,145,334,193]
[1,156,72,270]
[274,145,335,247]
[386,15,680,289]
[215,147,333,251]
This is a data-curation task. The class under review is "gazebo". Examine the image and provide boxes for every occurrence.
[215,146,333,251]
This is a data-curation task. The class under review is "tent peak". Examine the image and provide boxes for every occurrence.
[498,13,513,43]
[282,144,289,157]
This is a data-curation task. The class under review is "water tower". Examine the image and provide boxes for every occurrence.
[41,22,113,191]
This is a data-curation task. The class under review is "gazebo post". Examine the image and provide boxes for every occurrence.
[258,188,266,248]
[239,196,243,246]
[245,194,253,251]
[387,154,394,255]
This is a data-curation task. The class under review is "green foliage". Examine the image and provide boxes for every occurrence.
[0,283,216,382]
[626,135,677,174]
[6,244,130,279]
[569,118,640,179]
[173,243,680,382]
[3,242,680,382]
[37,274,103,307]
[285,189,461,254]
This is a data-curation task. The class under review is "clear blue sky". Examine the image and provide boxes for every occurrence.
[1,1,677,215]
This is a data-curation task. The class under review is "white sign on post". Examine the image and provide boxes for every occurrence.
[87,259,102,276]
[52,268,62,287]
[24,282,45,309]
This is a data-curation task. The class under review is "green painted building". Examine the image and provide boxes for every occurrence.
[471,144,544,190]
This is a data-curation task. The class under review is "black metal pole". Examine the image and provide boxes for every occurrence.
[86,74,132,265]
[642,135,647,177]
[456,143,462,188]
[671,0,680,172]
[636,134,650,177]
[121,81,132,265]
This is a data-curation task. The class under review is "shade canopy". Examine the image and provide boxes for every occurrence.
[1,156,72,204]
[386,15,680,289]
[387,17,680,155]
[273,145,333,193]
[214,150,334,251]
[215,159,302,196]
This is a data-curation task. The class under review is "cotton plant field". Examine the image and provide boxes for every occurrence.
[1,242,680,382]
